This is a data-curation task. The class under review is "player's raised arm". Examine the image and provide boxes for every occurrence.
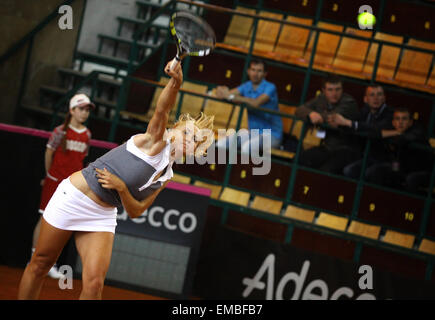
[146,61,183,143]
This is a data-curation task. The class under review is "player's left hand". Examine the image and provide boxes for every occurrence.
[95,167,126,192]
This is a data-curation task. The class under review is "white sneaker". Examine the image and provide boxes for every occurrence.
[47,264,66,280]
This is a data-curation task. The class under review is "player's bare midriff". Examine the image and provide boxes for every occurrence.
[69,171,114,208]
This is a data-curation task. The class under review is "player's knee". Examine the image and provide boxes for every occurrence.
[29,253,55,278]
[83,273,105,296]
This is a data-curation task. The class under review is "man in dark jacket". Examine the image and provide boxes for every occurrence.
[328,84,395,178]
[295,74,360,174]
[363,107,433,191]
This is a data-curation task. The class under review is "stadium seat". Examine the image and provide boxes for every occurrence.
[219,187,250,207]
[284,205,315,223]
[419,238,435,255]
[203,89,234,130]
[291,120,321,149]
[382,230,416,249]
[316,212,348,231]
[363,32,404,80]
[252,12,283,53]
[250,195,283,215]
[303,21,344,68]
[332,27,372,78]
[223,6,256,48]
[347,220,381,240]
[395,39,435,87]
[274,15,313,61]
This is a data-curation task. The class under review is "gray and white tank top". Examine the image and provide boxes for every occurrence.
[82,134,173,207]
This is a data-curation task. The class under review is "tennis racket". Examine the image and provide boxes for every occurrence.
[169,11,216,70]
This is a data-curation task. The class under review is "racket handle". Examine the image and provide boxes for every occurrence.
[170,57,180,70]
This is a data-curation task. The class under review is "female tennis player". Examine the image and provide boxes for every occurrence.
[30,93,93,280]
[18,61,214,300]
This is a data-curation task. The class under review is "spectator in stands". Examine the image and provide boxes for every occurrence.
[214,59,283,153]
[361,107,433,191]
[295,74,359,174]
[328,84,394,178]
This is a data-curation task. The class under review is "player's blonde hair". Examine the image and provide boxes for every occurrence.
[173,112,215,156]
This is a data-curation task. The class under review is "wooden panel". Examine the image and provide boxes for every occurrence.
[347,220,381,240]
[419,239,435,256]
[316,212,348,231]
[291,227,356,261]
[303,22,344,67]
[332,27,372,77]
[204,89,233,130]
[291,120,322,149]
[220,187,250,207]
[395,39,435,86]
[171,173,191,184]
[228,106,249,130]
[360,245,427,280]
[193,181,222,200]
[284,205,315,223]
[363,32,404,80]
[250,196,283,215]
[178,81,208,117]
[223,6,256,47]
[253,12,283,52]
[292,169,357,215]
[279,104,297,134]
[358,186,424,234]
[383,230,415,249]
[274,15,313,59]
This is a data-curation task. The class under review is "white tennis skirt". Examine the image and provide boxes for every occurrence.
[43,177,118,234]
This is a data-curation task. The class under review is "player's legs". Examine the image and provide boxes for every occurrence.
[18,218,73,299]
[31,177,65,279]
[74,231,114,300]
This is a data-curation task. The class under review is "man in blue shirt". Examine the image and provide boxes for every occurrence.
[215,59,283,153]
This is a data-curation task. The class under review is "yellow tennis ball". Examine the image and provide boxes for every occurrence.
[358,12,376,27]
